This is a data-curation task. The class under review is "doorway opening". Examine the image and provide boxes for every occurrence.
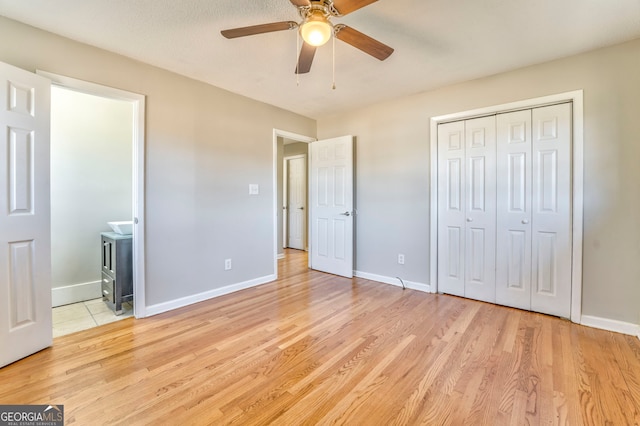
[273,129,315,276]
[39,72,146,336]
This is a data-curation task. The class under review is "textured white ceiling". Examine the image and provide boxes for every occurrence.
[1,0,639,118]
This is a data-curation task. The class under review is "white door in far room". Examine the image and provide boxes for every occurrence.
[287,156,307,250]
[310,136,354,278]
[0,61,52,368]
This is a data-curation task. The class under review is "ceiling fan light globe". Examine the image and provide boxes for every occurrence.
[300,18,332,47]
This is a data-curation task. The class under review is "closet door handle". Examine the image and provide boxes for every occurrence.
[466,217,473,222]
[522,219,529,224]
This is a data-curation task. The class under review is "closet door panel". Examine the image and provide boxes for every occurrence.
[463,116,496,303]
[437,121,466,297]
[496,110,532,310]
[531,103,572,318]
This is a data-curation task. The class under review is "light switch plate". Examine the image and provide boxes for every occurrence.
[249,184,259,195]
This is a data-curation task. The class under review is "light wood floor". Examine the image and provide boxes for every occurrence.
[1,249,639,425]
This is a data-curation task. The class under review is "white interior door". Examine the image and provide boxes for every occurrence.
[437,117,496,302]
[437,121,466,297]
[310,136,354,278]
[463,116,497,303]
[496,109,533,310]
[0,61,52,368]
[287,156,306,250]
[530,103,572,318]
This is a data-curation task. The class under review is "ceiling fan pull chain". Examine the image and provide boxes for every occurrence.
[296,30,300,86]
[332,30,336,90]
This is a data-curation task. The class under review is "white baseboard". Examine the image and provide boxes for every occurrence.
[277,253,285,260]
[145,274,276,317]
[581,315,639,337]
[354,271,431,293]
[52,280,102,307]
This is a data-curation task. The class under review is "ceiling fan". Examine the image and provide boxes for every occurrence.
[221,0,394,74]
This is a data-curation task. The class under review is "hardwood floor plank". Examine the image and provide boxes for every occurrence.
[1,249,639,424]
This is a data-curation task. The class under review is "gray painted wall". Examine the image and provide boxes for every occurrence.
[50,86,132,290]
[0,17,316,307]
[284,142,309,157]
[317,37,640,325]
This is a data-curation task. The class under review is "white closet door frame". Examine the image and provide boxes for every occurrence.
[429,90,584,323]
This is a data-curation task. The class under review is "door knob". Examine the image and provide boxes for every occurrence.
[298,207,304,210]
[340,211,351,217]
[466,218,473,222]
[522,219,529,224]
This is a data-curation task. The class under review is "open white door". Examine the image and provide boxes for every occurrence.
[310,136,354,278]
[0,61,52,368]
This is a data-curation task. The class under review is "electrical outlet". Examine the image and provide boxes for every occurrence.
[398,254,405,265]
[224,259,232,270]
[249,184,259,195]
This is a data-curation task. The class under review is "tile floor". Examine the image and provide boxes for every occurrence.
[52,298,133,338]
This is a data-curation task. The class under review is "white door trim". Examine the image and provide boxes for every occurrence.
[283,158,288,251]
[272,129,315,276]
[37,71,147,319]
[429,90,584,323]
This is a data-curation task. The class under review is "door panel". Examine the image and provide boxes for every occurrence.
[463,116,496,303]
[531,103,572,318]
[310,136,354,278]
[0,61,51,368]
[507,230,527,289]
[446,227,463,280]
[9,128,35,213]
[447,158,462,211]
[496,110,532,310]
[9,241,36,327]
[438,121,466,297]
[468,227,486,282]
[334,166,346,206]
[535,232,557,294]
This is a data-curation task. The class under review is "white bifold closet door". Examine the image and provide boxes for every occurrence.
[437,116,496,304]
[438,103,572,318]
[496,104,572,318]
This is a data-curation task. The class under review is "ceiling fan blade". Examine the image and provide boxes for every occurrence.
[295,42,317,74]
[290,0,311,6]
[332,0,378,15]
[221,21,297,39]
[335,25,394,60]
